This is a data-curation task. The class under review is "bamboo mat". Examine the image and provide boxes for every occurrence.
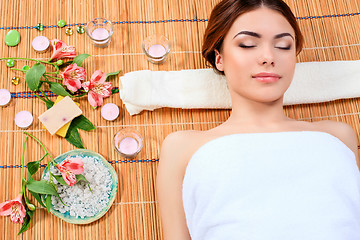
[0,0,360,239]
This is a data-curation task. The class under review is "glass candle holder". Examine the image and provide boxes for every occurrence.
[113,128,144,158]
[142,34,171,64]
[85,18,114,48]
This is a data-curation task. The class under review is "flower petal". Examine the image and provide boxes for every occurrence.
[88,91,103,107]
[0,201,13,216]
[90,70,107,84]
[63,158,84,174]
[82,81,91,92]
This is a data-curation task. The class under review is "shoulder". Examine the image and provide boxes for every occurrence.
[313,120,358,159]
[159,130,205,171]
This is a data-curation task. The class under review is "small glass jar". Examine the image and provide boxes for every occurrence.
[142,34,171,64]
[113,128,144,158]
[85,18,114,48]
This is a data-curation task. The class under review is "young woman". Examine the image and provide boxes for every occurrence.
[157,0,360,239]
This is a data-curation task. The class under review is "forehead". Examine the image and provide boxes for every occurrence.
[227,7,295,39]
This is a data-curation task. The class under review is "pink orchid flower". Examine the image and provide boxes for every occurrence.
[56,156,84,186]
[0,194,26,224]
[82,70,112,107]
[60,63,86,92]
[50,39,77,61]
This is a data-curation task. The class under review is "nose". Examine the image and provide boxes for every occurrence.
[259,46,275,66]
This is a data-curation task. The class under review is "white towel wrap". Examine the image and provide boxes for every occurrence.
[119,60,360,115]
[182,131,360,240]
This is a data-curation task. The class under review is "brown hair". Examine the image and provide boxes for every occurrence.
[202,0,304,75]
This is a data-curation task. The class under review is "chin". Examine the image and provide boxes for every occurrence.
[252,89,286,103]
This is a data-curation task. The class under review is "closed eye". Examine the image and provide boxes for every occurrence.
[240,44,255,48]
[276,46,291,50]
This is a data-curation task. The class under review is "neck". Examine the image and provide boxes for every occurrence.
[226,95,291,129]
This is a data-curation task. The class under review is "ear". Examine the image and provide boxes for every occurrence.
[214,49,224,71]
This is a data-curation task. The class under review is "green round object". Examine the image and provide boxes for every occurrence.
[76,26,85,34]
[6,59,15,67]
[65,27,73,36]
[5,30,21,47]
[22,65,30,71]
[57,20,66,28]
[56,60,64,66]
[35,23,44,31]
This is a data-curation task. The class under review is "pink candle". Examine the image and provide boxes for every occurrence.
[32,36,50,52]
[15,111,33,129]
[91,28,110,40]
[0,89,11,106]
[147,44,166,58]
[101,103,119,121]
[118,137,138,156]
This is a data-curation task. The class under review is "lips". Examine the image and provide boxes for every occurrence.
[252,72,281,83]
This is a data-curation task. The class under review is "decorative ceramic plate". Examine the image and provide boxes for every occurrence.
[41,149,118,224]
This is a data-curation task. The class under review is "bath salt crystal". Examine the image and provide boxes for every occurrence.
[43,156,113,218]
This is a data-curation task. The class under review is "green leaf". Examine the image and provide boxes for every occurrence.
[45,100,55,109]
[111,88,119,94]
[27,180,66,205]
[106,70,121,78]
[72,54,91,67]
[52,175,67,186]
[45,195,52,213]
[63,114,96,148]
[18,209,34,235]
[27,171,46,208]
[28,190,46,208]
[65,127,84,149]
[50,83,71,97]
[76,174,93,193]
[26,180,59,196]
[25,63,46,91]
[22,193,36,211]
[27,160,41,176]
[71,115,96,131]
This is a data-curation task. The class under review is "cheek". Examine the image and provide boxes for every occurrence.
[222,51,251,75]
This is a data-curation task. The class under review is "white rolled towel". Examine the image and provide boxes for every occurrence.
[119,60,360,115]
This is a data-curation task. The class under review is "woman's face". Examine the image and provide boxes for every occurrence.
[215,7,297,104]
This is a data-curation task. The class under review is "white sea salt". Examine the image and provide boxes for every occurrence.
[43,156,113,218]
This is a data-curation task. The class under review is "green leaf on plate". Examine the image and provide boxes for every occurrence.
[76,174,93,193]
[52,174,67,186]
[25,63,46,91]
[17,208,34,235]
[72,54,91,67]
[50,83,72,97]
[27,160,41,176]
[65,127,84,149]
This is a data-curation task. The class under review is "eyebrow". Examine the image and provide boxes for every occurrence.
[233,31,294,40]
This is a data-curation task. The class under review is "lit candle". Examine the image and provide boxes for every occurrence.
[32,36,50,53]
[101,103,119,121]
[15,111,33,129]
[0,89,11,107]
[148,44,167,58]
[91,28,110,40]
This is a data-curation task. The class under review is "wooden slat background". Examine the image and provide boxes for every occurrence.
[0,0,359,239]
